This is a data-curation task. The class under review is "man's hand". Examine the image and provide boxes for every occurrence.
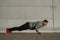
[38,33,42,34]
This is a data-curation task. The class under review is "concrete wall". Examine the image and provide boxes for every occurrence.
[0,0,60,32]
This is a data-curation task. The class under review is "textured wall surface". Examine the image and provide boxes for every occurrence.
[0,0,60,32]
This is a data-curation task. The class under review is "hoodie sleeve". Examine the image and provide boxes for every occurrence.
[35,26,40,34]
[33,22,40,34]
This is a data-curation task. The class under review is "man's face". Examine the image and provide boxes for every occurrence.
[44,22,48,26]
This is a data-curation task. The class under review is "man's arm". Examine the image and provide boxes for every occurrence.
[35,27,41,34]
[33,22,41,34]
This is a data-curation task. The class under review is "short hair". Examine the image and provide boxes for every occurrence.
[43,20,48,23]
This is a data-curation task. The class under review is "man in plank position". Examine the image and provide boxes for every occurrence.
[6,20,48,34]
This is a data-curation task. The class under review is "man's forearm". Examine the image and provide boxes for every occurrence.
[35,28,40,34]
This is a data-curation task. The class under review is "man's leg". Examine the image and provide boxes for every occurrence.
[6,22,30,34]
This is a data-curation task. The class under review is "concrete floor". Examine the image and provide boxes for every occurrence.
[0,33,60,40]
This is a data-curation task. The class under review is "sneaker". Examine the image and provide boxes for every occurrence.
[6,28,11,35]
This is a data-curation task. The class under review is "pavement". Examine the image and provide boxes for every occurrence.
[0,33,60,40]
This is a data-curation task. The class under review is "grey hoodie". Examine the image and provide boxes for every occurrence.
[29,21,44,33]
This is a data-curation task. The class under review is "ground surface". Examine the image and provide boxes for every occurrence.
[0,33,60,40]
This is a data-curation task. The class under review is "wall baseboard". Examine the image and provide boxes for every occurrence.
[0,30,60,33]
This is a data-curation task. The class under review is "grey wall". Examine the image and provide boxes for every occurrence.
[0,0,60,31]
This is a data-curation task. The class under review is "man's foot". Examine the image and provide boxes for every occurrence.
[6,28,11,35]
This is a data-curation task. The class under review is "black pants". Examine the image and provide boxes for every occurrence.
[8,22,30,31]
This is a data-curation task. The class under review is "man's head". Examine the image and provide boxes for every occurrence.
[43,20,48,26]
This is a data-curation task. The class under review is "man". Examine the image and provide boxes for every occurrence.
[6,20,48,35]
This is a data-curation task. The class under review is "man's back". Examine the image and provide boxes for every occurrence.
[29,21,44,29]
